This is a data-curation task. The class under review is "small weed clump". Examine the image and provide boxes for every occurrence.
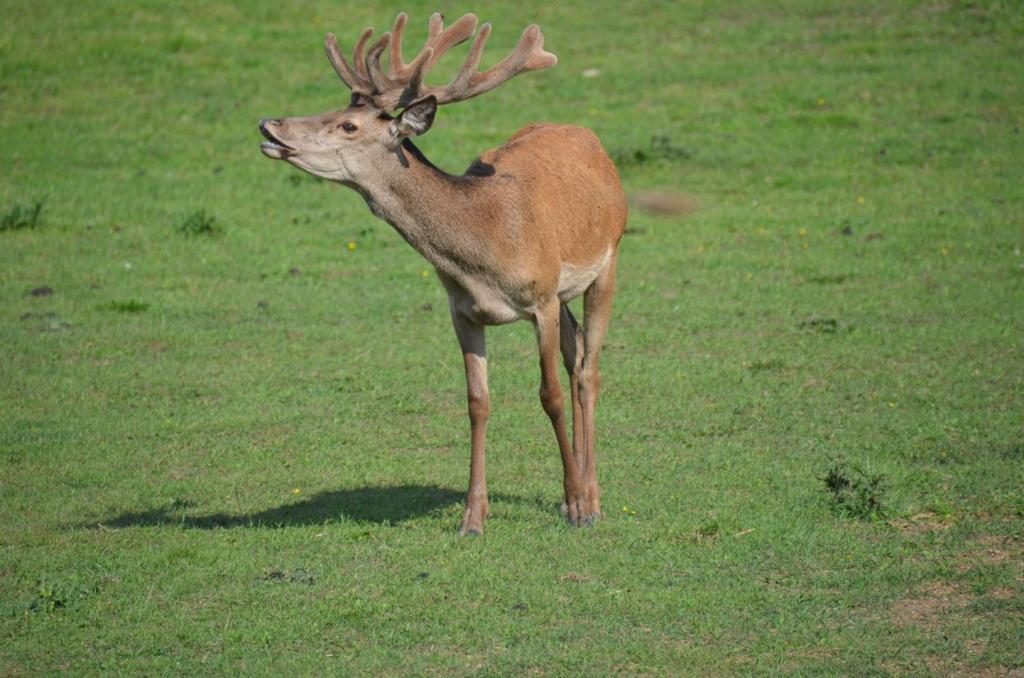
[800,317,840,334]
[104,300,150,314]
[748,357,785,372]
[176,209,220,237]
[1,200,44,231]
[259,569,315,585]
[31,580,69,612]
[823,456,887,520]
[30,577,101,613]
[694,519,720,545]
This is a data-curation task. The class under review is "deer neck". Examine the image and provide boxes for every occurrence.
[354,140,490,273]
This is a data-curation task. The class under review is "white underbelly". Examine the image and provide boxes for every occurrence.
[557,249,611,302]
[442,274,525,326]
[438,247,612,325]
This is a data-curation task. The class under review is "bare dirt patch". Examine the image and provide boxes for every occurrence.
[559,572,592,584]
[887,540,1023,677]
[890,582,974,629]
[957,534,1023,576]
[890,511,953,535]
[987,587,1016,600]
[974,535,1020,565]
[946,666,1024,678]
[627,190,699,217]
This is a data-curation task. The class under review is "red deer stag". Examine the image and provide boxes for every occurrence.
[259,12,626,535]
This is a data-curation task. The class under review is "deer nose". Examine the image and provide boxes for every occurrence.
[259,118,280,132]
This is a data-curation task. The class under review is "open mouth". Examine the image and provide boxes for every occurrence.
[259,119,294,159]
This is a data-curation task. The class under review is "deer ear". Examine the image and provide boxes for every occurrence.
[390,96,437,141]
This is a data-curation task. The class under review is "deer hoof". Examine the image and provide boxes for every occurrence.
[459,498,488,536]
[563,506,600,528]
[566,513,598,528]
[563,487,601,527]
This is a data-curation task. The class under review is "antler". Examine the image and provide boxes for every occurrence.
[324,12,557,113]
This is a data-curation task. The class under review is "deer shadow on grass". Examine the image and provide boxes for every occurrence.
[89,484,535,530]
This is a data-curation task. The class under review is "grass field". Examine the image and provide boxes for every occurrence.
[2,0,1023,674]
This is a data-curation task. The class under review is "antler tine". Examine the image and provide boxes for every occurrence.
[364,32,395,93]
[388,12,409,77]
[428,23,557,106]
[394,47,434,109]
[442,23,492,95]
[351,27,375,79]
[325,27,376,96]
[427,13,444,40]
[422,13,478,73]
[326,33,368,94]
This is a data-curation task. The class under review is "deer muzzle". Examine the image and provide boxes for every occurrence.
[259,118,294,159]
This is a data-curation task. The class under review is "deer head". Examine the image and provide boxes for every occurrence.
[259,12,557,183]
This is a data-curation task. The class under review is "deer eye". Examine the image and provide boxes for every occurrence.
[341,122,358,133]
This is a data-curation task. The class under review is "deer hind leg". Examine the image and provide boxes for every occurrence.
[576,251,619,520]
[535,300,594,526]
[449,308,490,536]
[559,303,585,473]
[559,303,592,522]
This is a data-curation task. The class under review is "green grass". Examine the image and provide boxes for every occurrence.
[2,0,1023,674]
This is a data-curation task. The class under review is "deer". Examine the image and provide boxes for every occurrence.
[258,12,627,536]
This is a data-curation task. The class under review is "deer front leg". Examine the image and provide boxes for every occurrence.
[535,301,596,527]
[449,308,490,536]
